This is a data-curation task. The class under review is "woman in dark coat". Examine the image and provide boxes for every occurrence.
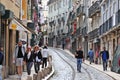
[23,46,34,75]
[33,45,42,73]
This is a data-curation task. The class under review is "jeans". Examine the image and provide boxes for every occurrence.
[34,62,40,73]
[0,65,2,80]
[77,59,82,72]
[89,56,93,64]
[103,60,108,71]
[26,62,33,75]
[42,58,47,68]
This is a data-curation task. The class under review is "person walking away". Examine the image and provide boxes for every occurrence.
[33,45,42,73]
[95,49,99,64]
[41,46,49,68]
[100,47,109,71]
[88,48,94,64]
[13,40,25,80]
[0,47,4,80]
[74,47,84,72]
[23,46,33,75]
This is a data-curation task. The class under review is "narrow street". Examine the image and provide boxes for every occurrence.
[1,0,120,80]
[48,48,116,80]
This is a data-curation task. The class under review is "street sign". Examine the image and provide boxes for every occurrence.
[11,24,17,30]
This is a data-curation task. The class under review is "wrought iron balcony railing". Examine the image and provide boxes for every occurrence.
[89,1,101,17]
[99,16,113,35]
[88,28,98,40]
[76,5,84,16]
[81,27,87,36]
[71,13,76,22]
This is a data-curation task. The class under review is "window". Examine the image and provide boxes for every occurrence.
[113,2,116,13]
[106,0,109,7]
[66,0,67,5]
[69,0,72,8]
[59,1,61,8]
[106,10,108,20]
[51,6,53,12]
[63,0,65,6]
[103,13,105,22]
[54,4,56,11]
[110,0,113,4]
[109,6,112,17]
[57,2,59,9]
[49,7,51,13]
[103,4,106,12]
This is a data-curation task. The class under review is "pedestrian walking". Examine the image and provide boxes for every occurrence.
[13,40,25,80]
[95,49,99,64]
[88,48,94,64]
[0,46,4,80]
[100,47,109,71]
[23,46,33,75]
[41,46,49,68]
[33,45,42,73]
[74,47,84,72]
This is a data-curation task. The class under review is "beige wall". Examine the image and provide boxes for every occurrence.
[1,0,20,17]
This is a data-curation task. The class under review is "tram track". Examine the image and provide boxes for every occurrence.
[56,48,116,80]
[52,49,76,80]
[56,48,92,80]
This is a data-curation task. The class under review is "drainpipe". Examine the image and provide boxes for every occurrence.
[20,0,22,20]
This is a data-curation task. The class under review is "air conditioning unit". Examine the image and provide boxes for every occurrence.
[2,10,14,20]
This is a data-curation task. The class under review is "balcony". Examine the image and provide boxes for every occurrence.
[99,16,113,35]
[71,13,76,22]
[66,28,72,37]
[88,28,98,40]
[89,1,101,17]
[49,32,54,38]
[76,27,81,37]
[116,10,120,25]
[77,5,84,16]
[81,27,87,36]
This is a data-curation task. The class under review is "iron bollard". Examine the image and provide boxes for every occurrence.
[27,76,32,80]
[37,71,42,80]
[41,70,45,78]
[33,74,37,80]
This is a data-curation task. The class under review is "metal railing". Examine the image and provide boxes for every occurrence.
[77,5,84,16]
[89,1,101,17]
[99,16,113,35]
[88,28,98,40]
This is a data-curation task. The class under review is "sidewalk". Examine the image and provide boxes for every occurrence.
[4,66,35,80]
[64,49,120,80]
[4,62,54,80]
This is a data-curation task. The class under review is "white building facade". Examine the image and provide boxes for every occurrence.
[47,0,72,47]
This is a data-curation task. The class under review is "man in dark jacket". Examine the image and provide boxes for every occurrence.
[100,47,109,71]
[75,47,84,72]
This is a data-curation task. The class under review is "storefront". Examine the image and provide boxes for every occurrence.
[0,3,5,51]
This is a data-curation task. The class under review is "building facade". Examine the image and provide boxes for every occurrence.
[0,0,36,79]
[47,0,72,47]
[99,0,120,68]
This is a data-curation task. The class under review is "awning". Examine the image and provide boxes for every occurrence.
[10,17,36,34]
